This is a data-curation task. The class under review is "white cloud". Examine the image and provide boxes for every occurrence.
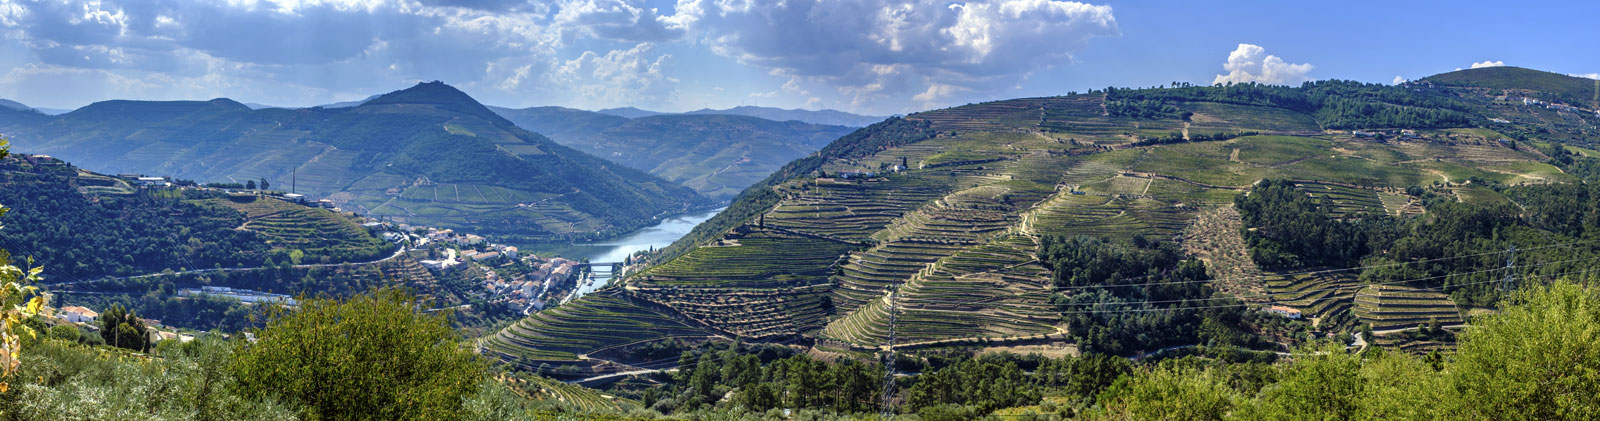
[0,0,695,109]
[1211,44,1313,86]
[1470,60,1504,69]
[673,0,1119,113]
[1392,75,1406,85]
[549,43,677,108]
[1569,73,1600,80]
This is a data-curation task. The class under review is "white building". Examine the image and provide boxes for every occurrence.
[57,306,98,323]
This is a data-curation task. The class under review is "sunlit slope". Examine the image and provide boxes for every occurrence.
[488,81,1575,366]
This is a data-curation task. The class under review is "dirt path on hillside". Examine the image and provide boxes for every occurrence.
[1182,205,1269,303]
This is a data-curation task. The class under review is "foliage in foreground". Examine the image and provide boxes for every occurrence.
[1091,280,1600,420]
[229,288,488,420]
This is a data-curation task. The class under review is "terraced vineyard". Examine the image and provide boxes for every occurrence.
[482,289,711,373]
[1293,182,1387,217]
[504,374,626,413]
[824,235,1059,346]
[1353,284,1465,332]
[204,196,394,262]
[764,176,951,242]
[484,89,1574,368]
[630,227,855,338]
[1265,273,1361,327]
[830,186,1020,313]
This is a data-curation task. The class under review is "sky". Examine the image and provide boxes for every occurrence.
[0,0,1596,115]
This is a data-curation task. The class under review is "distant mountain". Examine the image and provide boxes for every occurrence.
[685,105,886,127]
[595,106,668,119]
[591,105,883,127]
[0,98,32,112]
[492,106,856,199]
[0,100,52,127]
[31,107,73,115]
[317,94,382,109]
[0,82,709,243]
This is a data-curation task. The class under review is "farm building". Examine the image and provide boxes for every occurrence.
[57,306,98,323]
[1265,305,1303,319]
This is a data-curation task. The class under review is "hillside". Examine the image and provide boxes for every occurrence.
[1424,66,1600,109]
[492,107,857,199]
[483,73,1600,376]
[0,82,709,243]
[0,154,398,278]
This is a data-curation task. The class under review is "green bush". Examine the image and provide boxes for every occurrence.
[229,288,488,420]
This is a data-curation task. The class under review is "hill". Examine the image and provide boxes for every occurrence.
[482,72,1600,376]
[0,82,710,243]
[596,107,668,119]
[588,105,883,126]
[0,154,395,280]
[492,107,857,200]
[1424,66,1600,108]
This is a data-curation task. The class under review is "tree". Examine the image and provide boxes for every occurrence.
[1451,280,1600,419]
[259,178,270,191]
[1096,366,1239,420]
[246,180,257,190]
[0,137,48,393]
[98,304,150,352]
[229,288,487,420]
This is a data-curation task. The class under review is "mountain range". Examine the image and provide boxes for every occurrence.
[0,82,709,243]
[490,106,858,199]
[594,105,886,127]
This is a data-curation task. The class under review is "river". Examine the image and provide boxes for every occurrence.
[535,207,724,297]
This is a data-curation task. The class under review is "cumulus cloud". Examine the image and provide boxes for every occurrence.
[673,0,1119,113]
[1211,44,1313,86]
[1569,73,1600,80]
[1392,75,1406,85]
[549,43,678,107]
[1471,60,1505,69]
[0,0,686,108]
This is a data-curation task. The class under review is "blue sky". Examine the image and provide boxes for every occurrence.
[0,0,1595,115]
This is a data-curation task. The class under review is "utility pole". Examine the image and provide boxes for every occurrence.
[292,167,297,194]
[881,286,898,418]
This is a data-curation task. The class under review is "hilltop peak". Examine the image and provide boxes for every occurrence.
[360,81,505,122]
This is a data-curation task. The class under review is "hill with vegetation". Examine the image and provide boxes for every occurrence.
[1424,66,1600,109]
[492,106,857,199]
[482,69,1600,387]
[0,82,710,244]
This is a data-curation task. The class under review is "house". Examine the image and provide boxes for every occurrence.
[1265,305,1303,319]
[316,199,337,208]
[501,246,519,259]
[471,251,502,263]
[283,193,308,204]
[458,234,486,246]
[420,259,460,271]
[136,176,171,187]
[57,306,98,323]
